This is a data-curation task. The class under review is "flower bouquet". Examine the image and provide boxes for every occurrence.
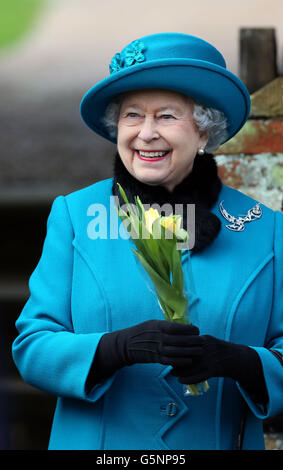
[116,183,209,396]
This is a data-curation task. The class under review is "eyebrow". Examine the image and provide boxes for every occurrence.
[122,104,183,114]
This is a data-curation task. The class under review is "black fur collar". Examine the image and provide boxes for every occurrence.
[112,152,222,253]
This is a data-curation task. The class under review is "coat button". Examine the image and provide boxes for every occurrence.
[166,402,178,416]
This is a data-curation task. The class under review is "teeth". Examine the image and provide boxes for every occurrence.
[139,151,168,158]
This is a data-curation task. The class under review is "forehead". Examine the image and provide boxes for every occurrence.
[120,88,193,110]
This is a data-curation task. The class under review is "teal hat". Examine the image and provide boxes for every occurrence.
[80,32,250,144]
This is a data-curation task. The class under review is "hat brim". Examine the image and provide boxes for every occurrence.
[80,58,250,144]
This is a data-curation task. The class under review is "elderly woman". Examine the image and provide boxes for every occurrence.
[12,33,283,451]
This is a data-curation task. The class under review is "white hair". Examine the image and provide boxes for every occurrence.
[102,93,228,152]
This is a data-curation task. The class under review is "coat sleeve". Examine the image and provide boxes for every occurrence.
[237,210,283,418]
[12,195,117,402]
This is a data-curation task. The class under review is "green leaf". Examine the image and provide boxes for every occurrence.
[133,249,188,319]
[140,237,169,282]
[171,246,183,292]
[117,183,130,206]
[156,294,174,321]
[155,225,177,275]
[134,195,147,223]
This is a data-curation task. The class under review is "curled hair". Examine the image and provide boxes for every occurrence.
[102,93,228,152]
[192,103,228,152]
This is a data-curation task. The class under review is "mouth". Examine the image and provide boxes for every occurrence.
[135,149,170,162]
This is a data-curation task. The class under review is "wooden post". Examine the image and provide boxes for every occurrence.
[239,28,278,94]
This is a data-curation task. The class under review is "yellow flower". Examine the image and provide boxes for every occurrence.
[144,210,188,242]
[160,215,180,234]
[144,208,160,233]
[161,215,188,242]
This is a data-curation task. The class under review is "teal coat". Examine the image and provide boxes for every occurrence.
[12,178,283,450]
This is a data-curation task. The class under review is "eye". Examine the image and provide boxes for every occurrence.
[126,112,140,118]
[159,114,176,120]
[119,111,143,126]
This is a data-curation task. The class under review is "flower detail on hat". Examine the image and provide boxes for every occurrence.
[109,53,122,74]
[124,40,146,67]
[109,40,146,74]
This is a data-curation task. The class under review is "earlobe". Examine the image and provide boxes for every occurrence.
[198,134,208,154]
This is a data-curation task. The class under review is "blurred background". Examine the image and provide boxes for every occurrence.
[0,0,282,450]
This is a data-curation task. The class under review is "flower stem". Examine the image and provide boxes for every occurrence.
[186,380,210,396]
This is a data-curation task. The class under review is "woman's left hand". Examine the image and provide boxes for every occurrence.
[170,334,268,400]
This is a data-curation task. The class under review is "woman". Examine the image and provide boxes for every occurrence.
[12,32,283,450]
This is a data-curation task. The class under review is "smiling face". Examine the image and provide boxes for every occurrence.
[117,89,208,192]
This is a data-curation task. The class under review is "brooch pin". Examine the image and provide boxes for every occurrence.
[219,200,262,232]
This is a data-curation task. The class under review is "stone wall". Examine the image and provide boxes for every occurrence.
[215,77,283,212]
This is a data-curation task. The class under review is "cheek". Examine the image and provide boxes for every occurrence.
[117,126,134,150]
[181,121,199,138]
[117,125,124,146]
[117,130,135,166]
[179,125,200,150]
[169,133,198,154]
[169,121,199,142]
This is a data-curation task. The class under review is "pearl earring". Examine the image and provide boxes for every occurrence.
[198,147,205,155]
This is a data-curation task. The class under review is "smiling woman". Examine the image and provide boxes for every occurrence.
[12,32,283,451]
[116,89,208,192]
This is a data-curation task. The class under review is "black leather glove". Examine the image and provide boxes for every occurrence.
[87,319,201,386]
[170,334,268,402]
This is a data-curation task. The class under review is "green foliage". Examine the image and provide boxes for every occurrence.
[0,0,45,49]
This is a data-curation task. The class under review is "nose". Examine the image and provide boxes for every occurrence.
[138,116,160,142]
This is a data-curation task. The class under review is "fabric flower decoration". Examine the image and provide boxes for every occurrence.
[124,40,146,67]
[109,40,146,74]
[109,53,122,74]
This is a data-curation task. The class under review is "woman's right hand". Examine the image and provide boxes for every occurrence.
[89,320,202,384]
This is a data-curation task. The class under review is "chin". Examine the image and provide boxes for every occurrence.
[134,173,164,186]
